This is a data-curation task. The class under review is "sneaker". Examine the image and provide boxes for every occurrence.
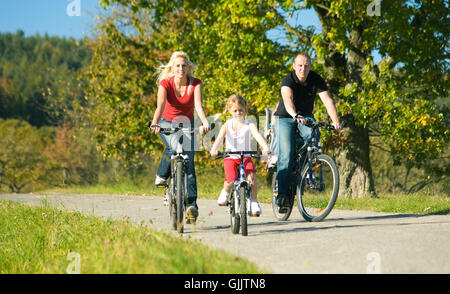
[186,203,198,224]
[248,199,261,216]
[276,195,289,213]
[217,189,229,206]
[155,175,168,187]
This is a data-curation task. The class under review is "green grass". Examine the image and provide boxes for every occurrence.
[0,200,264,274]
[333,193,450,215]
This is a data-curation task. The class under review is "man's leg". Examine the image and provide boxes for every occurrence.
[276,118,296,207]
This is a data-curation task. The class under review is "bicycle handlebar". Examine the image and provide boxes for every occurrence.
[149,124,196,134]
[303,118,336,131]
[214,151,261,160]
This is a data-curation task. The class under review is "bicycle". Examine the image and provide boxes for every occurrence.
[265,113,339,222]
[150,123,196,233]
[215,151,260,236]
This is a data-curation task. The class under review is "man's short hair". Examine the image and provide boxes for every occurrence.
[294,53,312,65]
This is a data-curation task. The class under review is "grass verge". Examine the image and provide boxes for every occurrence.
[0,200,264,274]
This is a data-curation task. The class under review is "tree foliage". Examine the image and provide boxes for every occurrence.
[0,31,91,127]
[93,0,449,196]
[0,119,45,192]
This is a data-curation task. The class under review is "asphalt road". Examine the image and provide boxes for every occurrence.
[1,193,449,274]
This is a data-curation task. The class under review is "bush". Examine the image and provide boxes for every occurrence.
[0,119,46,192]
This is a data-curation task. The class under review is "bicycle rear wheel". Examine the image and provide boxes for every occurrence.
[271,172,294,221]
[240,186,248,236]
[230,188,240,234]
[297,154,339,222]
[176,160,185,233]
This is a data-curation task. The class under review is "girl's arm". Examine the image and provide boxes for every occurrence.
[194,82,210,134]
[249,123,270,156]
[210,122,228,157]
[150,85,167,134]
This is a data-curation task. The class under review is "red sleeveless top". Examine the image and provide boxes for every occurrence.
[160,76,202,121]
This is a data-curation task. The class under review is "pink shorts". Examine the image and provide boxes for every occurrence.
[223,157,256,183]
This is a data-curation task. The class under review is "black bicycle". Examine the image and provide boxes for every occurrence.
[151,124,195,233]
[215,151,260,236]
[267,116,339,222]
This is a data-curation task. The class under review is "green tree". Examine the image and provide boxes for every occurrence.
[43,124,101,186]
[0,32,92,127]
[0,119,46,192]
[86,1,287,164]
[95,0,449,197]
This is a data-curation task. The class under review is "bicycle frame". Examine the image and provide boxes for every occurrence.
[293,119,331,190]
[230,154,252,215]
[216,151,259,236]
[270,117,338,221]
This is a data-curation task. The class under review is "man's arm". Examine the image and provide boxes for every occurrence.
[281,86,307,125]
[280,86,297,119]
[318,91,342,130]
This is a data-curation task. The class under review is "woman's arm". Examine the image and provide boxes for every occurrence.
[150,85,167,134]
[194,82,210,134]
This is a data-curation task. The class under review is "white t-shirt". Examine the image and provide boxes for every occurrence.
[225,118,252,159]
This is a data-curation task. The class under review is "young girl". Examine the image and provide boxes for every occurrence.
[210,94,269,216]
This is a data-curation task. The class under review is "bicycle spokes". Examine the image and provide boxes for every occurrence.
[298,154,339,222]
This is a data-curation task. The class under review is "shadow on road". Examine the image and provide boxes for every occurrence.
[198,212,450,237]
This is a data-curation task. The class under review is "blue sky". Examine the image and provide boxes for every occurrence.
[0,0,104,39]
[0,0,321,41]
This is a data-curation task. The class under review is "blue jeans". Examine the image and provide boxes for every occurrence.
[276,115,316,198]
[157,118,197,203]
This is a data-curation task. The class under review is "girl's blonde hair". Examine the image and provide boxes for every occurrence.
[156,51,197,84]
[226,94,248,113]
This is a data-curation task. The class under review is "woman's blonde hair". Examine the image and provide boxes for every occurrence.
[226,94,248,113]
[156,51,197,84]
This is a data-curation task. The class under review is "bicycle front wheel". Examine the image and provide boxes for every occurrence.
[176,160,185,233]
[297,154,339,222]
[240,186,248,236]
[230,189,240,234]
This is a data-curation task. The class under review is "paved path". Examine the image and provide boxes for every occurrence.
[1,193,449,274]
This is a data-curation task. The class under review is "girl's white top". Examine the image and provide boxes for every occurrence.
[225,118,252,159]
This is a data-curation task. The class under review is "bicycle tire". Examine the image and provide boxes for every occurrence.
[169,181,177,230]
[271,172,294,221]
[176,160,185,233]
[240,186,248,236]
[230,188,240,234]
[297,154,339,222]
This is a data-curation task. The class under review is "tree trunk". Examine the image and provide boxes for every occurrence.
[338,27,377,198]
[337,115,376,198]
[313,5,377,198]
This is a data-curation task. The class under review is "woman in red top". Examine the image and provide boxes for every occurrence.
[150,51,210,222]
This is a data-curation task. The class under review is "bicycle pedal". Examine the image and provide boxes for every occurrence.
[156,184,168,188]
[218,202,228,207]
[249,213,260,217]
